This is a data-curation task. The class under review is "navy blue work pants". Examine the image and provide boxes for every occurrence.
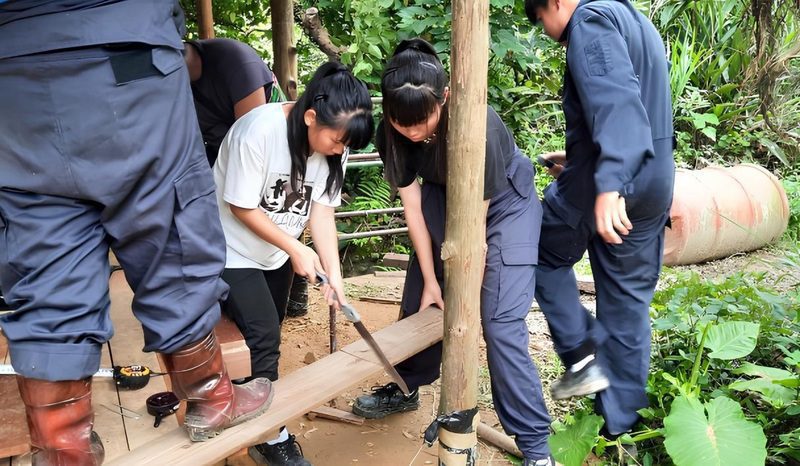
[0,45,228,381]
[534,182,668,434]
[395,156,551,459]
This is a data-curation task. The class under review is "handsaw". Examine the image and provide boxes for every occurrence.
[316,272,410,395]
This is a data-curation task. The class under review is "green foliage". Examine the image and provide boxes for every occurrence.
[549,413,604,466]
[783,174,800,241]
[299,0,565,159]
[663,396,767,466]
[559,269,800,465]
[337,166,409,276]
[645,0,800,168]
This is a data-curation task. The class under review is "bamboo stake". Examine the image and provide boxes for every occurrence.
[439,0,490,464]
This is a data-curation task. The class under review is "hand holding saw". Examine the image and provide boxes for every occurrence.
[315,272,410,395]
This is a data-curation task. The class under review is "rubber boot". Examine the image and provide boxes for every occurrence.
[17,376,105,466]
[161,332,274,441]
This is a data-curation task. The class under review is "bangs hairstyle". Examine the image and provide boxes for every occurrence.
[524,0,549,24]
[287,62,374,197]
[380,38,449,188]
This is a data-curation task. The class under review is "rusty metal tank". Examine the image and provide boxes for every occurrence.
[663,164,790,266]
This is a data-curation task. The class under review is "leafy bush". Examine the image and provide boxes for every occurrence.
[550,270,800,466]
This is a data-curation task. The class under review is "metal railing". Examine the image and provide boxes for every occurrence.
[337,153,407,241]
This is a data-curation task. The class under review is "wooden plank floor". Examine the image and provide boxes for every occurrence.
[0,271,172,465]
[107,307,444,466]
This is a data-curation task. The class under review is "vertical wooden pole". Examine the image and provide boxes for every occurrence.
[271,0,298,100]
[196,0,215,39]
[439,0,490,464]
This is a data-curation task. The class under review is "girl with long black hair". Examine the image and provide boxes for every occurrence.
[352,39,553,466]
[213,62,373,465]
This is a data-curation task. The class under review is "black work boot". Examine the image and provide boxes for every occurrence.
[352,382,419,419]
[550,359,609,400]
[249,433,311,466]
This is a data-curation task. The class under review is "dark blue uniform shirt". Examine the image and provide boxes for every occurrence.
[556,0,674,215]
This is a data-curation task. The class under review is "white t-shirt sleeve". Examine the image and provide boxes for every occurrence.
[222,133,268,209]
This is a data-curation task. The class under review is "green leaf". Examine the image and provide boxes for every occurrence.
[351,61,373,77]
[758,137,789,166]
[704,321,759,360]
[732,363,798,386]
[663,396,767,466]
[367,44,383,59]
[549,414,604,466]
[729,379,797,408]
[700,126,717,141]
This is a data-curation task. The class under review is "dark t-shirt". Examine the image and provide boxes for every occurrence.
[188,38,278,163]
[377,106,514,200]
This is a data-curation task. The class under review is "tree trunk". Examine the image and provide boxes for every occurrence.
[439,0,490,464]
[271,0,298,100]
[196,0,214,39]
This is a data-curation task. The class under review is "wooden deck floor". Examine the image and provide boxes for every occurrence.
[0,271,177,465]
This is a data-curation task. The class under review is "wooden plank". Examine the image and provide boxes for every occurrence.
[0,374,29,459]
[107,271,174,457]
[93,336,129,460]
[306,406,364,425]
[107,307,443,466]
[0,333,29,459]
[382,253,409,270]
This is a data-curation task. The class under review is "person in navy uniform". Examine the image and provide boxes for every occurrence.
[524,0,675,448]
[353,38,555,466]
[0,1,273,463]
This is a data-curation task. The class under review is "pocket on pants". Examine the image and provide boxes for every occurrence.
[172,162,226,279]
[492,242,537,321]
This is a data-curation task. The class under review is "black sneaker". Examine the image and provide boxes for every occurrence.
[523,455,556,466]
[249,434,311,466]
[550,359,610,400]
[352,382,419,419]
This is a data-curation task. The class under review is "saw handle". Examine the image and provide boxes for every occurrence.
[315,271,361,323]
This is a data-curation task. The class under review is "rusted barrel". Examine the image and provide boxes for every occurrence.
[663,164,790,266]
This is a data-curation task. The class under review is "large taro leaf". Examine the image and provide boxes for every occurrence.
[549,413,604,466]
[663,396,766,466]
[733,363,800,388]
[729,378,797,408]
[703,322,759,360]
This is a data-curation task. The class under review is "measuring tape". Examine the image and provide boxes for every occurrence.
[0,364,159,390]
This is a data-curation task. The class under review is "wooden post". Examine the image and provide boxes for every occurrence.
[271,0,298,100]
[439,0,490,465]
[196,0,215,39]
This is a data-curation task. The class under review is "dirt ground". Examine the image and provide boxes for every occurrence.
[273,247,799,466]
[277,273,522,466]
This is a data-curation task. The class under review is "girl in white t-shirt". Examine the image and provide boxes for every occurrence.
[213,62,373,464]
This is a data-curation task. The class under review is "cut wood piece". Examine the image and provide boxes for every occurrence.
[476,422,522,458]
[107,307,443,466]
[576,275,595,295]
[215,314,251,381]
[306,406,364,425]
[382,253,409,270]
[358,296,402,305]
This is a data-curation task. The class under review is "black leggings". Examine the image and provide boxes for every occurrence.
[221,261,294,381]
